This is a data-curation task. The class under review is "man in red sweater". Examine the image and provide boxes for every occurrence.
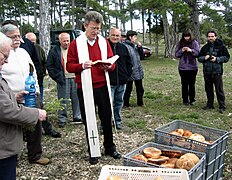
[66,11,121,165]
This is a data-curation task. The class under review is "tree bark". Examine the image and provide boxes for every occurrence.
[184,0,200,44]
[162,12,171,58]
[33,0,38,31]
[39,0,50,56]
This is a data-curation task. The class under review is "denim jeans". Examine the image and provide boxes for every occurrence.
[111,84,126,123]
[57,78,81,123]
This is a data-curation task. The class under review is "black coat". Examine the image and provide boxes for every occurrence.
[108,40,133,85]
[198,39,230,75]
[46,45,65,85]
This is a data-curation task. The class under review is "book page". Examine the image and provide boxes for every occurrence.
[92,55,119,66]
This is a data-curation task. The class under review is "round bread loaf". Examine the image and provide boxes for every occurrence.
[106,175,124,180]
[160,158,178,168]
[175,157,195,170]
[147,156,169,164]
[169,131,182,136]
[154,176,164,180]
[174,128,184,136]
[183,130,193,137]
[143,147,162,158]
[189,133,205,142]
[181,153,199,165]
[132,154,148,162]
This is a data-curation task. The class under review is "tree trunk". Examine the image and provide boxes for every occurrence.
[115,0,119,28]
[39,0,50,56]
[141,10,145,43]
[171,17,178,58]
[71,0,75,29]
[190,2,200,43]
[34,0,38,31]
[184,0,200,44]
[162,12,171,58]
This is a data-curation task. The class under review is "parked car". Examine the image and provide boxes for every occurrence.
[143,46,152,57]
[35,29,83,47]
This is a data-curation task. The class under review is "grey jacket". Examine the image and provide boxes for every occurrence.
[124,40,144,81]
[0,75,39,159]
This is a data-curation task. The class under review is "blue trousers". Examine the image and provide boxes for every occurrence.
[57,78,81,123]
[111,84,126,123]
[0,155,17,180]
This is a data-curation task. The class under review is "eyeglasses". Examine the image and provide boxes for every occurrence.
[0,50,9,61]
[88,26,101,32]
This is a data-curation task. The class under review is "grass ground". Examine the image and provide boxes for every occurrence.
[17,47,232,179]
[125,51,232,179]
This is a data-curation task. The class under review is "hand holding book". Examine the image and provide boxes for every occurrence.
[91,55,119,67]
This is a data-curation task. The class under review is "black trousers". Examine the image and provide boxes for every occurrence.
[78,85,116,157]
[124,79,144,106]
[20,101,43,162]
[25,121,42,162]
[0,155,17,180]
[204,74,226,109]
[179,70,198,103]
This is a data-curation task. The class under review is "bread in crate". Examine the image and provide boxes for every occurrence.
[154,120,229,180]
[131,146,200,171]
[123,142,206,180]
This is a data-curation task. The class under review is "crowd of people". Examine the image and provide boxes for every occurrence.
[0,10,230,179]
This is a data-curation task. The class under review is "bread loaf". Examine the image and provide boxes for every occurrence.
[183,130,193,138]
[132,154,148,162]
[106,176,124,180]
[143,147,162,158]
[175,157,195,170]
[181,153,199,165]
[161,149,182,158]
[189,133,205,142]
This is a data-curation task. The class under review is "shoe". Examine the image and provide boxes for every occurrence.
[73,118,82,124]
[59,122,66,128]
[219,108,226,113]
[30,157,50,165]
[190,100,196,105]
[105,150,121,159]
[89,157,98,165]
[183,102,189,106]
[115,122,122,130]
[45,129,61,138]
[202,105,214,110]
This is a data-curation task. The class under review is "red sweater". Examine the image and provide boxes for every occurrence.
[67,37,115,88]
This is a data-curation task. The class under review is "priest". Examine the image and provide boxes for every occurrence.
[66,11,121,165]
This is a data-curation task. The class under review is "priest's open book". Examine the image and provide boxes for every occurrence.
[91,55,119,66]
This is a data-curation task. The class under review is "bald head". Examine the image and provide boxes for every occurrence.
[109,28,121,44]
[26,32,37,44]
[59,33,70,49]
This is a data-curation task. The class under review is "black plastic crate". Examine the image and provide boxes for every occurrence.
[123,142,206,180]
[154,120,229,180]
